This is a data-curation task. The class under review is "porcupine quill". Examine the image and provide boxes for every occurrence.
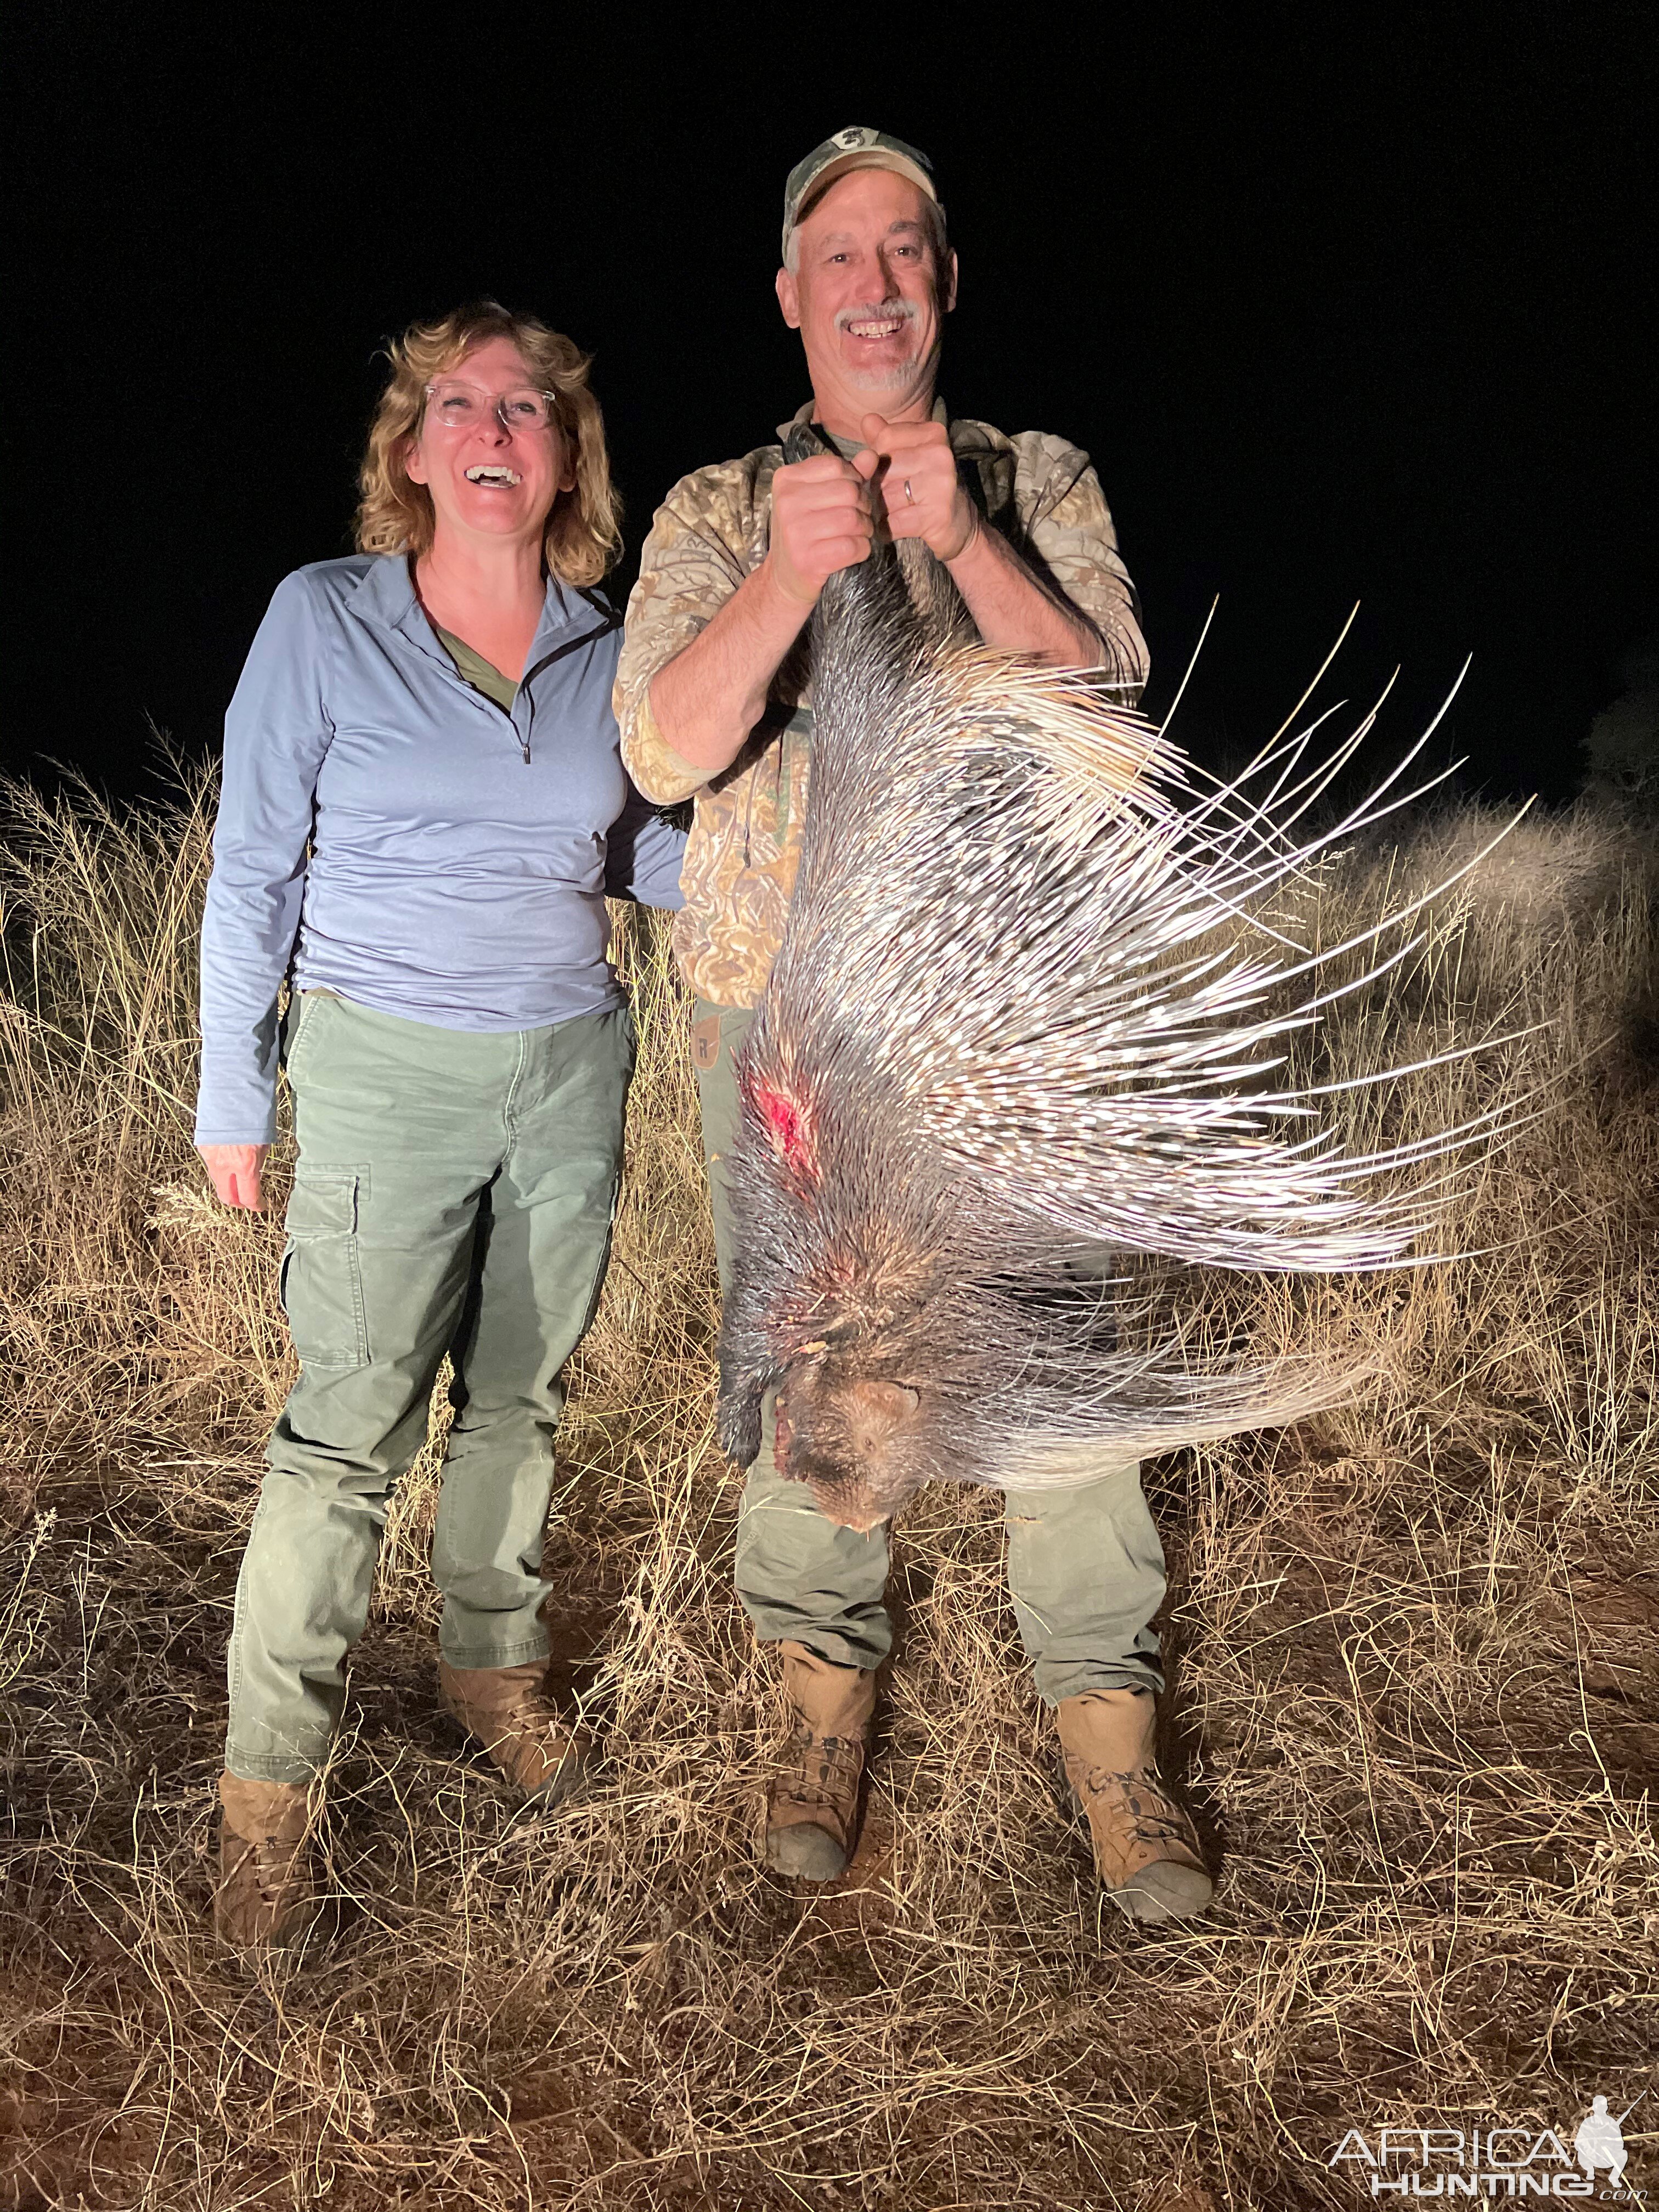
[715,533,1535,1532]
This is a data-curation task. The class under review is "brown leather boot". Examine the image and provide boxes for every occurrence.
[763,1640,877,1880]
[1057,1687,1214,1923]
[438,1660,592,1807]
[214,1774,322,1950]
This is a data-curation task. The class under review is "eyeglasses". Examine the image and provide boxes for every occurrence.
[422,381,560,434]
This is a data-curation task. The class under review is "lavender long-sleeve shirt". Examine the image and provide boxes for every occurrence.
[195,554,686,1145]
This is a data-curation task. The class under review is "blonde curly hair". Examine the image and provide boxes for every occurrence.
[355,302,622,587]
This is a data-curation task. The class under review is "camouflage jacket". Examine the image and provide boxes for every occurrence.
[615,398,1150,1008]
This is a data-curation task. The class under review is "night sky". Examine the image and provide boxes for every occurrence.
[10,5,1655,806]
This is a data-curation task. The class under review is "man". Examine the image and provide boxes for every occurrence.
[616,128,1211,1923]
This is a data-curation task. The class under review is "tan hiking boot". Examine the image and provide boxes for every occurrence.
[214,1773,321,1950]
[1057,1687,1214,1923]
[763,1640,877,1881]
[438,1660,592,1807]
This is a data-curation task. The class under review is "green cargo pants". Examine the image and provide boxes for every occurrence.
[692,1000,1165,1706]
[225,991,633,1784]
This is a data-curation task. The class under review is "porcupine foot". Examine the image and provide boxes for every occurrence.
[718,1379,765,1470]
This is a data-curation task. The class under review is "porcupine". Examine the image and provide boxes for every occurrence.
[714,531,1521,1533]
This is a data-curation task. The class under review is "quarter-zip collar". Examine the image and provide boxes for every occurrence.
[344,551,604,660]
[345,553,617,763]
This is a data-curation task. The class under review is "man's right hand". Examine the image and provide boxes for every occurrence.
[198,1142,269,1211]
[765,453,875,609]
[644,453,876,776]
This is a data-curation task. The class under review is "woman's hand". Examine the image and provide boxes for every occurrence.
[198,1143,269,1211]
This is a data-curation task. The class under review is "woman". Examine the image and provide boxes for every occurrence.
[195,302,685,1949]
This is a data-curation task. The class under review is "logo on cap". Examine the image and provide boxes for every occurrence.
[781,128,940,258]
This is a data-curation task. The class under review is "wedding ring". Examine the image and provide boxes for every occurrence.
[903,478,916,505]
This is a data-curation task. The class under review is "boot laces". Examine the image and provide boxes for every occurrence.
[1077,1763,1192,1849]
[778,1719,862,1814]
[238,1831,307,1907]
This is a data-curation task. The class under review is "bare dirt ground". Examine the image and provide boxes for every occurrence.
[2,778,1656,2209]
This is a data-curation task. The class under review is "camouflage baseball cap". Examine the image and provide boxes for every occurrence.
[782,127,939,257]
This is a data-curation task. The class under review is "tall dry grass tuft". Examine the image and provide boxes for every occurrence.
[2,768,1657,2210]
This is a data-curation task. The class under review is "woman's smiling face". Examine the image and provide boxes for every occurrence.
[403,335,574,550]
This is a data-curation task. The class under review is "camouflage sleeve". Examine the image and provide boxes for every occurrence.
[614,471,752,804]
[1013,432,1152,701]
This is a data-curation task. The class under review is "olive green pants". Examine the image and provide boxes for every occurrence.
[225,992,633,1784]
[693,1000,1165,1707]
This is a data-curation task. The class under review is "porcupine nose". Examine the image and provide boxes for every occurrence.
[785,1379,920,1531]
[809,1488,889,1536]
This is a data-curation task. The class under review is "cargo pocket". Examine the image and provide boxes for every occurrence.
[280,1167,370,1370]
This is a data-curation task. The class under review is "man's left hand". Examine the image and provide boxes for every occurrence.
[854,415,978,563]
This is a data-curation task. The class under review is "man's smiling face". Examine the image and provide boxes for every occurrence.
[777,167,956,416]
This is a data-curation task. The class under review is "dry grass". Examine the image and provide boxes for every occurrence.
[1,768,1657,2211]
